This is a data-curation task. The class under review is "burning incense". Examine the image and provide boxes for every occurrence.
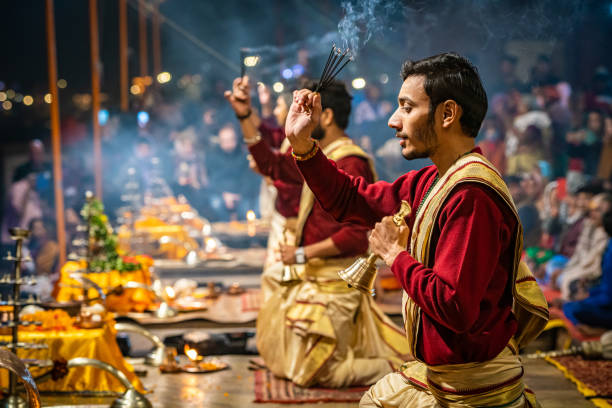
[314,44,354,92]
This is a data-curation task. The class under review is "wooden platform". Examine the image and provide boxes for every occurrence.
[38,355,595,407]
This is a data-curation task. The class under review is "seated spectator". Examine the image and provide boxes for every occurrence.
[506,175,541,248]
[563,209,612,332]
[506,125,545,175]
[171,126,208,204]
[551,193,612,300]
[566,110,605,177]
[206,123,258,221]
[538,186,586,282]
[478,116,506,173]
[1,171,43,247]
[597,115,612,181]
[528,54,559,88]
[12,139,52,183]
[489,54,525,94]
[353,84,393,154]
[27,218,59,276]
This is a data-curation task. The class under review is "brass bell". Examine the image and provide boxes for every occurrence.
[338,253,379,296]
[338,201,412,296]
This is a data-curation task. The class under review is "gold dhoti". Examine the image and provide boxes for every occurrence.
[257,137,406,387]
[259,210,296,302]
[256,257,409,388]
[360,341,540,407]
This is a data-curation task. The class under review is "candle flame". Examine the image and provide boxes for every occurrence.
[205,237,217,252]
[184,344,200,361]
[165,286,176,299]
[246,210,256,221]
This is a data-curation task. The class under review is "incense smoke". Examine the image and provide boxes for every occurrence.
[338,0,399,56]
[243,32,340,58]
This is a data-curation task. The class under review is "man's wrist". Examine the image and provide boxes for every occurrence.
[291,141,318,160]
[382,245,405,267]
[236,108,252,121]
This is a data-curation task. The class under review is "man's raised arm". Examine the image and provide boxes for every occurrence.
[285,89,409,228]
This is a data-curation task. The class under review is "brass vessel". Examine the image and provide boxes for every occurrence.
[338,201,411,296]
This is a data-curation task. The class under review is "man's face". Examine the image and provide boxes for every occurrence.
[219,127,237,152]
[388,75,438,160]
[273,96,288,127]
[30,141,45,164]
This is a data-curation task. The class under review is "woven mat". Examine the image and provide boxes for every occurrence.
[241,289,262,312]
[546,355,612,408]
[253,369,368,403]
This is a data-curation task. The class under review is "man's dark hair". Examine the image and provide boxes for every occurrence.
[576,180,604,196]
[304,79,352,130]
[400,52,488,138]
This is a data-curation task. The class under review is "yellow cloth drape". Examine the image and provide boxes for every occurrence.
[0,320,145,394]
[54,259,155,313]
[118,223,199,260]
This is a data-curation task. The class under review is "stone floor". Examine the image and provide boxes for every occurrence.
[39,354,594,407]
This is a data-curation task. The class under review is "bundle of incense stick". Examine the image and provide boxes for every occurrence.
[240,49,247,78]
[314,44,353,92]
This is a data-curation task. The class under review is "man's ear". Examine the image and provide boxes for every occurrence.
[321,108,334,127]
[440,100,462,129]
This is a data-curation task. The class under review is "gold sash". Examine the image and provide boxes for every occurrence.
[280,137,291,154]
[403,153,548,358]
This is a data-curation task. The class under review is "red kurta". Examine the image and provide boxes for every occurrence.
[259,120,286,149]
[249,138,374,257]
[296,147,519,365]
[257,122,301,218]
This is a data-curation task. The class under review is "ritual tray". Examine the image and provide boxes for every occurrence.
[115,290,260,326]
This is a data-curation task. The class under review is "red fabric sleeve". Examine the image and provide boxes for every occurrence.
[329,223,371,256]
[258,121,286,149]
[248,139,303,185]
[296,148,426,227]
[390,185,515,333]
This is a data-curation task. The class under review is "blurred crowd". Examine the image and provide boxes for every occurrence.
[2,53,612,330]
[476,54,612,334]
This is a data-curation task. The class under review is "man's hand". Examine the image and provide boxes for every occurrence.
[285,89,322,154]
[279,243,297,265]
[369,216,410,266]
[224,76,251,117]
